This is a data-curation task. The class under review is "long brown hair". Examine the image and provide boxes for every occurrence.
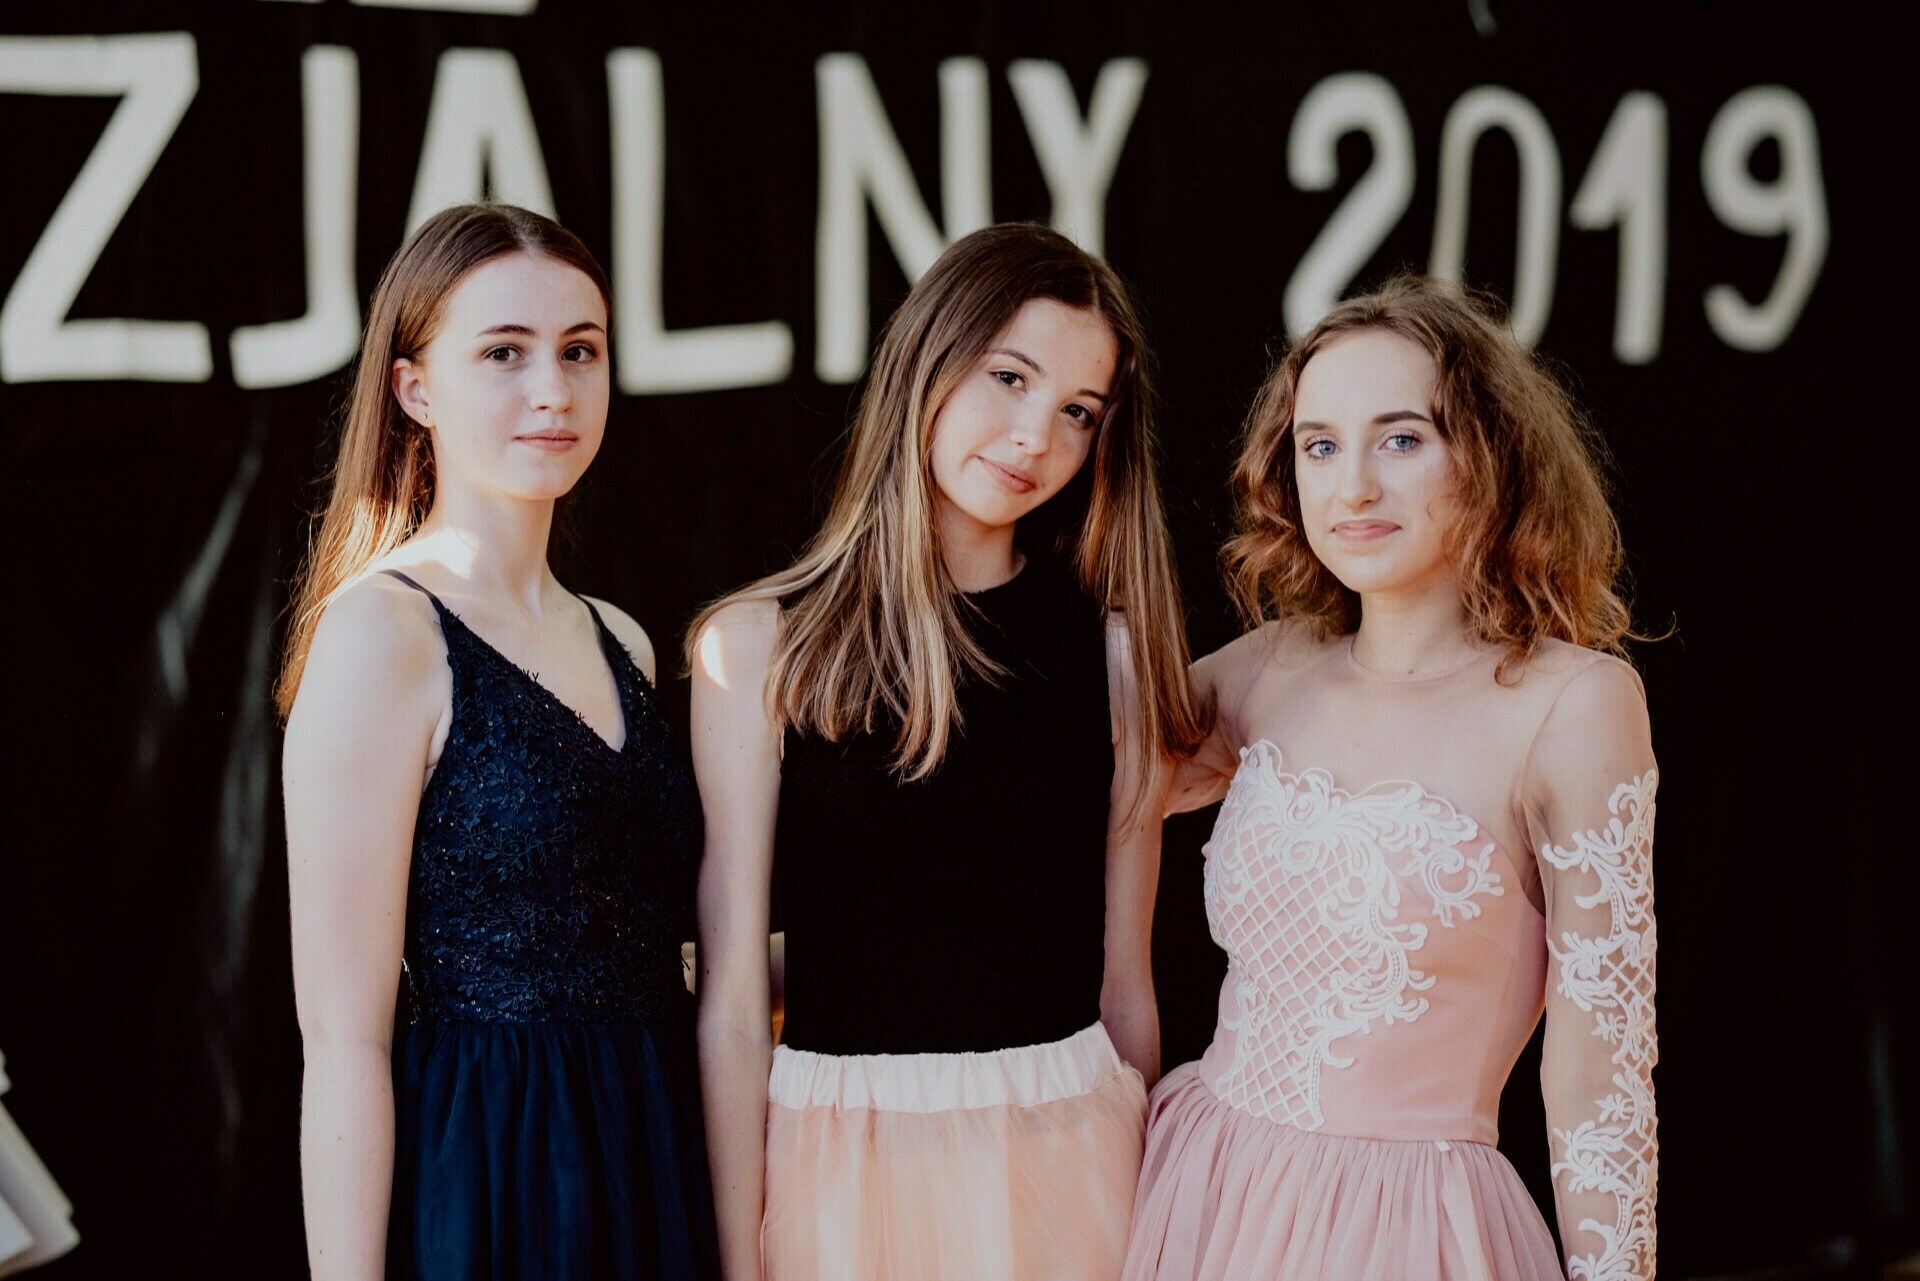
[1225,275,1636,678]
[274,203,611,719]
[690,223,1205,782]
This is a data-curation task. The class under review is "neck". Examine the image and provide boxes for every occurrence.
[935,497,1021,592]
[412,481,559,616]
[1351,577,1478,677]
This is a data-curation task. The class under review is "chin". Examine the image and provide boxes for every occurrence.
[1324,560,1415,596]
[502,473,589,502]
[950,489,1031,532]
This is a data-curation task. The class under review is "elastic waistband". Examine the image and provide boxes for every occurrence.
[769,1022,1125,1113]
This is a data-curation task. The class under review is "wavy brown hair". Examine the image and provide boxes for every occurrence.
[1225,275,1635,678]
[275,203,611,719]
[690,223,1205,782]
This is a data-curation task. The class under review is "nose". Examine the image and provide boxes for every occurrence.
[1007,403,1055,457]
[1334,448,1380,509]
[525,351,573,413]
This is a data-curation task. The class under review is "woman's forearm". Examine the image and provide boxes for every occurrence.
[300,1040,396,1281]
[700,1010,773,1281]
[1101,983,1161,1088]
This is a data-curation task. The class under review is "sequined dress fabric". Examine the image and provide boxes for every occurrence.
[382,573,718,1281]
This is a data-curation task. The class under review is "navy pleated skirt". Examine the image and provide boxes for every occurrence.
[388,1006,718,1280]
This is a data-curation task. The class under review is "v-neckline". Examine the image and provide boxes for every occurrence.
[443,603,632,757]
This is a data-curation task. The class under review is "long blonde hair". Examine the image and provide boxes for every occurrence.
[275,203,611,719]
[1226,275,1637,679]
[691,223,1205,782]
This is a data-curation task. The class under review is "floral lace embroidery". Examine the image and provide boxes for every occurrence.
[1204,740,1504,1128]
[1542,770,1658,1281]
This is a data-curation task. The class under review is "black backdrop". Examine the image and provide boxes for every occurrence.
[0,3,1904,1277]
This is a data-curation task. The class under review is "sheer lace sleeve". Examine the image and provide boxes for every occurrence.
[1525,657,1658,1281]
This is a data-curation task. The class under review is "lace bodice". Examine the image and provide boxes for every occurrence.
[1193,628,1658,1281]
[389,573,701,1025]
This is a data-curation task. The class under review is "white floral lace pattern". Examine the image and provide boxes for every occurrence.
[1541,769,1658,1281]
[1203,741,1504,1129]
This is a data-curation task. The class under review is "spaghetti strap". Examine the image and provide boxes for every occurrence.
[577,595,620,650]
[381,568,450,616]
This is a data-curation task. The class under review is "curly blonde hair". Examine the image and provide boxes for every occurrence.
[1225,276,1636,678]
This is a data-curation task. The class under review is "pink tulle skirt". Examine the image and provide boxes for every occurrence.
[763,1023,1149,1281]
[1124,1064,1564,1281]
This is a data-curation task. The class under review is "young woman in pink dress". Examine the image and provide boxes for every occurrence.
[690,224,1206,1281]
[1126,277,1658,1281]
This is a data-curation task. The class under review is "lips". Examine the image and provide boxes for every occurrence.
[1331,520,1399,541]
[516,429,579,452]
[980,458,1037,494]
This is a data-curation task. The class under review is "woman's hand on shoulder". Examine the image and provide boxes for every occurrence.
[581,595,657,683]
[1166,623,1294,815]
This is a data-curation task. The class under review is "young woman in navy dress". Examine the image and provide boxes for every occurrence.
[281,204,718,1280]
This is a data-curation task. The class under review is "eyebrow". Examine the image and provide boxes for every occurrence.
[1294,409,1434,432]
[987,346,1111,403]
[474,321,606,338]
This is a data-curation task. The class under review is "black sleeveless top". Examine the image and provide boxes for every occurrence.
[774,555,1115,1056]
[388,571,700,1024]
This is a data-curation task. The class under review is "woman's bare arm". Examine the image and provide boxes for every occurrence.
[284,579,443,1281]
[1100,617,1166,1085]
[1166,631,1265,815]
[690,601,784,1281]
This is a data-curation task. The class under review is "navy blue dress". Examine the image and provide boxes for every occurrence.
[381,571,718,1281]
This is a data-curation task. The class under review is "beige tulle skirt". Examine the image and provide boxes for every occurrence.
[763,1023,1149,1281]
[1124,1065,1564,1281]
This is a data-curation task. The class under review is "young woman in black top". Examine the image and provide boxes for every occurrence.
[689,224,1205,1281]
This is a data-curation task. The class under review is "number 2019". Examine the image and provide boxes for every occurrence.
[1283,74,1827,363]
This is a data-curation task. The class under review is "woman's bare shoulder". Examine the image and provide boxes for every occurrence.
[287,572,445,742]
[690,597,781,691]
[305,573,443,685]
[1201,617,1339,682]
[580,595,658,682]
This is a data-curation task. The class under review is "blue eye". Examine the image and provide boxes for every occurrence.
[1384,432,1421,452]
[1302,437,1337,459]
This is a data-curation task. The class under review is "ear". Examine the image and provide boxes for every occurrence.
[392,357,432,429]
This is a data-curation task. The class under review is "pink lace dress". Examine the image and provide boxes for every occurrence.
[1125,630,1657,1281]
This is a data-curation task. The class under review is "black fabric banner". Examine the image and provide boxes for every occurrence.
[0,3,1900,1275]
